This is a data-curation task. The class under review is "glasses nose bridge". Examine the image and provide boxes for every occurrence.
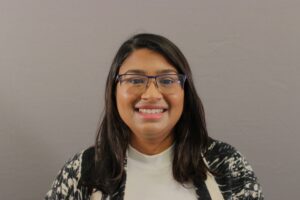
[141,75,163,98]
[145,75,159,89]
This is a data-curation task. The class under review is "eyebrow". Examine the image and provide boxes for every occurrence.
[157,69,178,74]
[124,69,145,74]
[124,68,178,74]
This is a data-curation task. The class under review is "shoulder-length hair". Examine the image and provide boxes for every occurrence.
[91,33,209,195]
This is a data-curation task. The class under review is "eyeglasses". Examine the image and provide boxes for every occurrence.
[116,73,187,95]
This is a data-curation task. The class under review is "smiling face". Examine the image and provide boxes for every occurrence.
[116,49,184,154]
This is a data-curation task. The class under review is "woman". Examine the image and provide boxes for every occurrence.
[45,33,264,200]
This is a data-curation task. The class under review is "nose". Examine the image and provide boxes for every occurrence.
[141,79,163,100]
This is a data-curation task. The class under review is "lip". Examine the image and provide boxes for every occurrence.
[135,105,168,110]
[137,111,164,119]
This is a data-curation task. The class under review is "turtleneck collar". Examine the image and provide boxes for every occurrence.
[127,144,174,169]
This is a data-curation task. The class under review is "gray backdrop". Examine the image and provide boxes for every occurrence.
[1,0,299,199]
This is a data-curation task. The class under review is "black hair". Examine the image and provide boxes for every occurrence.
[88,33,209,197]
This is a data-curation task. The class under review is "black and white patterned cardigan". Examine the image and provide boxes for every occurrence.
[45,139,264,200]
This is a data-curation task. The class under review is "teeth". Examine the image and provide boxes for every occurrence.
[139,109,164,114]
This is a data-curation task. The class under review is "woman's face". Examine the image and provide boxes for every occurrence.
[116,49,184,152]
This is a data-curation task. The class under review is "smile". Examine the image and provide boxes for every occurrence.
[138,109,164,114]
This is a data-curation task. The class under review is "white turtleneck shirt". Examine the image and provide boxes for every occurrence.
[124,145,197,200]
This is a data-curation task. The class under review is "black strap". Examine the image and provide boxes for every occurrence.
[194,179,212,200]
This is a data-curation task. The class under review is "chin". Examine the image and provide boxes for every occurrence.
[137,127,170,138]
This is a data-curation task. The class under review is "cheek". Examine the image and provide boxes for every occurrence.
[116,87,135,114]
[168,92,184,114]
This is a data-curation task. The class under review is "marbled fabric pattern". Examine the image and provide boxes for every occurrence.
[45,139,264,200]
[45,151,88,200]
[204,140,263,200]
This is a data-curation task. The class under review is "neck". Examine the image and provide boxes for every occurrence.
[130,134,174,155]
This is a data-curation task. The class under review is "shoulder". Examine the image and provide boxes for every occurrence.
[205,138,241,166]
[45,147,95,200]
[59,147,94,181]
[204,138,264,199]
[204,138,254,178]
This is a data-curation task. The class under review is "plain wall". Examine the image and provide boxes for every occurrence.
[1,0,299,199]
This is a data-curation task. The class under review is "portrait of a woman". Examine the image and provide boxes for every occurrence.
[45,33,264,200]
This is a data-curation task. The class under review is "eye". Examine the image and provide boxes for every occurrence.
[124,77,146,85]
[158,77,177,85]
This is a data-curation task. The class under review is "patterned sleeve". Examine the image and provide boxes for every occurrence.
[205,140,264,200]
[45,151,84,200]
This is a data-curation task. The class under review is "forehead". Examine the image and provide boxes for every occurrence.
[118,49,178,74]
